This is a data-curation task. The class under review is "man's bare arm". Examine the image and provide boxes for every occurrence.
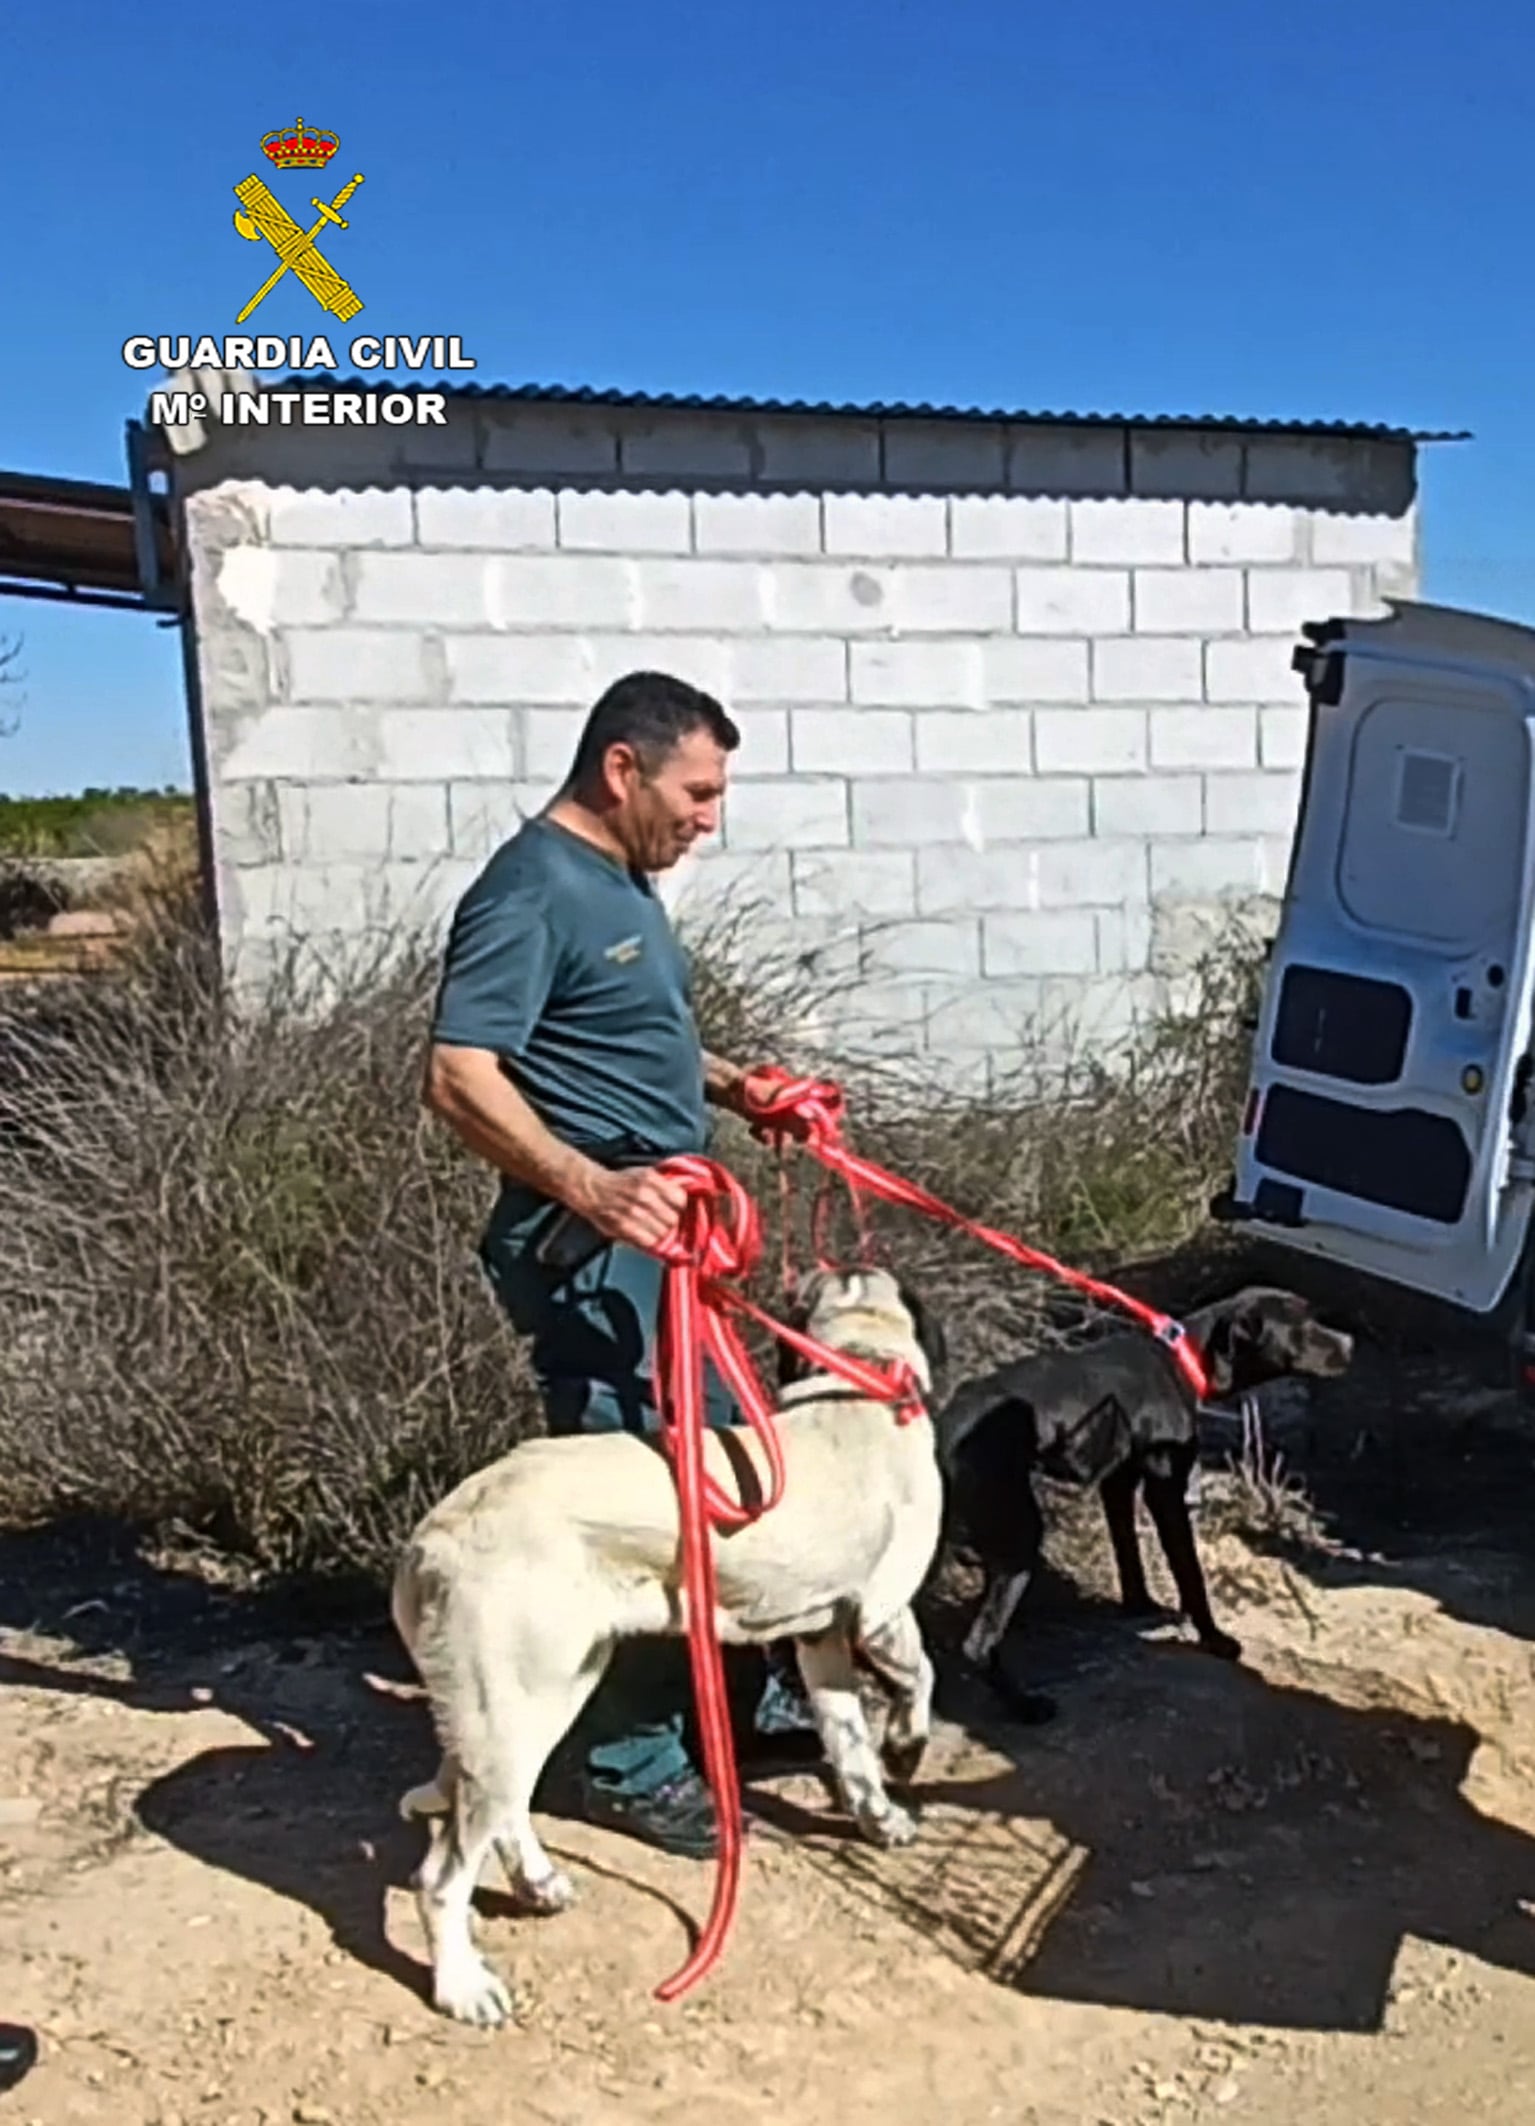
[422,1043,600,1208]
[702,1049,751,1114]
[421,1044,685,1248]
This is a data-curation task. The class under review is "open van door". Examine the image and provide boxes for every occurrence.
[1214,600,1535,1339]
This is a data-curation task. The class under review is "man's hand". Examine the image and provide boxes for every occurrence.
[738,1067,820,1142]
[706,1054,794,1123]
[702,1052,829,1141]
[579,1165,691,1252]
[738,1067,785,1114]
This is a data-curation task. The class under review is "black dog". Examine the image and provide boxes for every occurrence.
[935,1286,1354,1720]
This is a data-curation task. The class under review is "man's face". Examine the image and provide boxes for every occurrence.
[605,727,729,871]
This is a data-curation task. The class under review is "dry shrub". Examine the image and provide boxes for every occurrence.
[1200,1407,1330,1555]
[81,814,202,923]
[0,873,1261,1586]
[0,885,527,1583]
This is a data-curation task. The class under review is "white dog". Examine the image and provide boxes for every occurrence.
[390,1265,946,2027]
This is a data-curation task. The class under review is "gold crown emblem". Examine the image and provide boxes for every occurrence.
[260,117,339,172]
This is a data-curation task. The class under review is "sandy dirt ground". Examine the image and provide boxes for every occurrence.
[3,1344,1535,2126]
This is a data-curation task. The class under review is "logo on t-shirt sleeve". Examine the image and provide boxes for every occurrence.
[603,934,645,966]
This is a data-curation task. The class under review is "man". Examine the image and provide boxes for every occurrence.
[423,669,810,1861]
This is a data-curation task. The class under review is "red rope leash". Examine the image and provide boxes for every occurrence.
[645,1154,922,2005]
[648,1171,740,2005]
[742,1068,1211,1402]
[640,1044,1201,2005]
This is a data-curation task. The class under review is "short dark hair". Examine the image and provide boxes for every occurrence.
[567,671,740,786]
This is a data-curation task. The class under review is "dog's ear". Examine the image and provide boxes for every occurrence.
[1199,1309,1239,1394]
[776,1305,810,1386]
[775,1274,818,1388]
[897,1279,947,1388]
[1215,1289,1317,1387]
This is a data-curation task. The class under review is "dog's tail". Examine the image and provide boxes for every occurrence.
[392,1548,463,1826]
[399,1773,451,1823]
[389,1542,429,1664]
[391,1536,517,1786]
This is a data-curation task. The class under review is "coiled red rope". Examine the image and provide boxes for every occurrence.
[645,1154,921,2004]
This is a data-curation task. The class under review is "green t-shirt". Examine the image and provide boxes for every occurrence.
[429,814,709,1163]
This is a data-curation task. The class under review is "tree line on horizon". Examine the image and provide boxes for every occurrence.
[0,787,193,858]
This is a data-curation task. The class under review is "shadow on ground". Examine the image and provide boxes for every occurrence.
[4,1490,1534,2038]
[754,1610,1535,2032]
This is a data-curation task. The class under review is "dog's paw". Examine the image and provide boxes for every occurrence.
[858,1800,918,1849]
[433,1957,515,2029]
[1201,1628,1243,1663]
[513,1867,576,1917]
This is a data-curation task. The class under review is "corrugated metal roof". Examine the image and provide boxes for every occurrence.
[262,377,1468,443]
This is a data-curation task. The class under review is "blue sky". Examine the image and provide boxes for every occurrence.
[3,0,1531,795]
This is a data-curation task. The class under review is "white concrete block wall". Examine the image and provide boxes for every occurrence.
[177,400,1422,1088]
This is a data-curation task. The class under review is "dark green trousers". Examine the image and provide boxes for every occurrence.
[479,1181,739,1797]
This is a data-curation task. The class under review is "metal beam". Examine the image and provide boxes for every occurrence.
[124,420,181,611]
[0,460,180,613]
[0,576,164,611]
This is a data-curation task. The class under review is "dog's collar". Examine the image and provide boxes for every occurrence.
[777,1373,880,1407]
[777,1351,928,1410]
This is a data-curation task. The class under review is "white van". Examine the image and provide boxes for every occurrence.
[1211,599,1535,1381]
